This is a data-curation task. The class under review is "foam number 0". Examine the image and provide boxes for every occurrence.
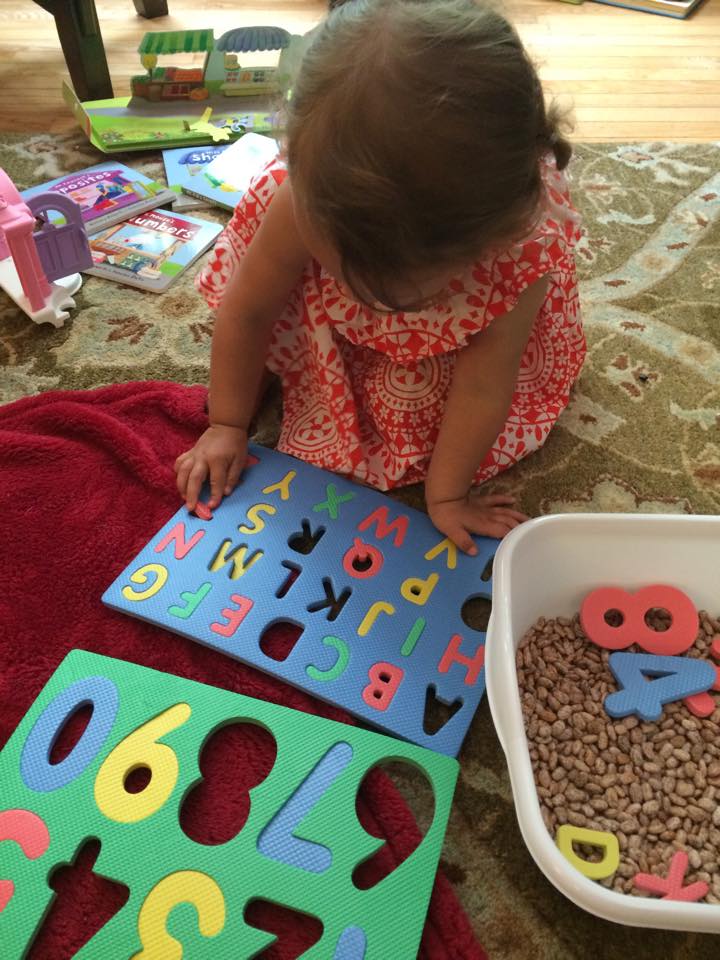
[20,676,119,793]
[580,585,698,656]
[94,704,191,824]
[131,871,226,960]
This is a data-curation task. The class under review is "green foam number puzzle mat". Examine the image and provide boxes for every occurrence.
[0,650,458,958]
[103,444,498,756]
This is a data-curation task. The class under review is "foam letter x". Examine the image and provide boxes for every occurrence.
[633,851,708,902]
[313,483,355,520]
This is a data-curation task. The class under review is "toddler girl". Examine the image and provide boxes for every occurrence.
[176,0,585,554]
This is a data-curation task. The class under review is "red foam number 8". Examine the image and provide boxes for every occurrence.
[580,585,698,656]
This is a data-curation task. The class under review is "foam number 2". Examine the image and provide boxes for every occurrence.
[580,585,698,656]
[131,871,225,960]
[0,810,50,913]
[94,704,191,824]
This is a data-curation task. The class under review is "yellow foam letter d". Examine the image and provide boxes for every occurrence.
[556,825,619,880]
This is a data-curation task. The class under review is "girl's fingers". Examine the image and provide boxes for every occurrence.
[225,454,245,495]
[185,461,208,512]
[464,516,513,538]
[488,508,528,525]
[471,492,517,507]
[207,459,227,509]
[441,522,478,556]
[175,457,194,499]
[174,450,190,471]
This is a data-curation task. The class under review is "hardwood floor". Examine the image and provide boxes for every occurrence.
[0,0,718,138]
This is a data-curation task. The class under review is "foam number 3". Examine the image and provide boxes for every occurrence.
[131,871,225,960]
[0,810,50,913]
[580,585,698,656]
[94,704,191,823]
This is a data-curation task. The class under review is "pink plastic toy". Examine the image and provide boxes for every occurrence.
[0,167,92,327]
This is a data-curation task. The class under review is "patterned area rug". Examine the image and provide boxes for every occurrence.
[2,133,720,959]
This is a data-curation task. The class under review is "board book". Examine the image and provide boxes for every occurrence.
[86,209,222,293]
[0,649,457,958]
[176,133,280,211]
[103,444,498,756]
[162,144,230,211]
[590,0,704,15]
[63,81,278,155]
[21,162,176,237]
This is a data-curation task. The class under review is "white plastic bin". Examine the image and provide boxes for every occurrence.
[485,513,720,932]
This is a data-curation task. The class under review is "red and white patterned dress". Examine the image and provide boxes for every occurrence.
[197,157,585,491]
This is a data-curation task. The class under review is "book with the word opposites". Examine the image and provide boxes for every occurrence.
[86,208,222,293]
[21,162,176,235]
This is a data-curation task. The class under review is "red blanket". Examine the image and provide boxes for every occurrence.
[0,381,486,960]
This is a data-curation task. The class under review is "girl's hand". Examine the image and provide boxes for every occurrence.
[426,491,528,554]
[174,424,249,511]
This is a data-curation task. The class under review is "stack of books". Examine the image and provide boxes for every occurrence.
[22,133,279,293]
[22,163,222,293]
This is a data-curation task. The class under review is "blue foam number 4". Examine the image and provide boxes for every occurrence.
[605,653,716,722]
[257,742,353,873]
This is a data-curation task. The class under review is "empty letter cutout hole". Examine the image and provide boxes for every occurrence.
[423,686,463,736]
[260,621,305,662]
[288,521,326,556]
[460,595,492,633]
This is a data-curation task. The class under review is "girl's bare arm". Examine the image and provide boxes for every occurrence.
[425,276,549,550]
[176,179,310,510]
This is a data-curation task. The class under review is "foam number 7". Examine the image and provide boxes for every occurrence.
[580,585,698,656]
[131,870,226,959]
[94,704,191,824]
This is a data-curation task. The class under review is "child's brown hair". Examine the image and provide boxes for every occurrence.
[287,0,571,310]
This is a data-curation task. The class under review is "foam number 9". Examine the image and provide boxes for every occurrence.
[94,704,191,824]
[580,585,698,656]
[131,871,226,960]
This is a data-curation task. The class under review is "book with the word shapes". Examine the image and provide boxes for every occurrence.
[86,208,222,293]
[162,144,230,211]
[21,162,176,236]
[177,132,279,211]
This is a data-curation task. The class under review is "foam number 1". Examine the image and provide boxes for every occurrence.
[131,871,226,960]
[580,585,698,656]
[94,704,191,824]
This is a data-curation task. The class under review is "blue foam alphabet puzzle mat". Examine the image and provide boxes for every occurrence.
[0,650,458,958]
[103,444,498,755]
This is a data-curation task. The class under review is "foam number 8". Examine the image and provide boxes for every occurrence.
[94,704,191,824]
[131,871,226,959]
[580,585,698,656]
